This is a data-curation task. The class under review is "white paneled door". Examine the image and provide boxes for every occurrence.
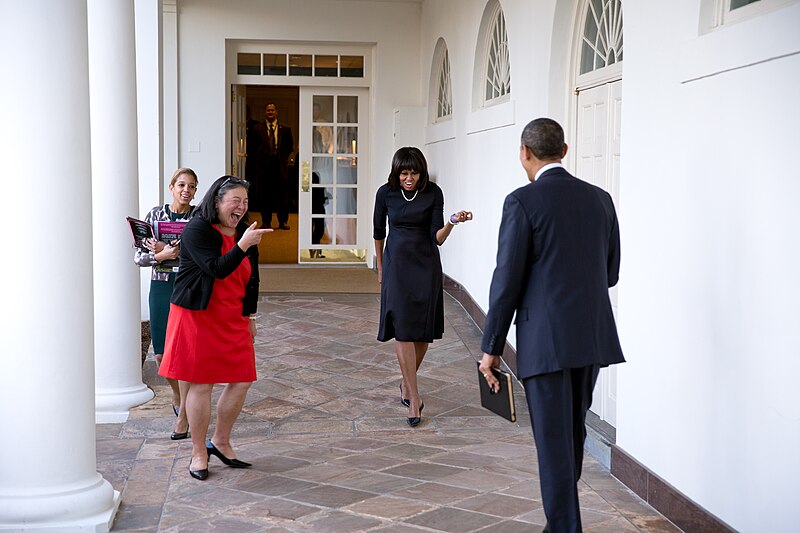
[298,87,369,263]
[575,79,622,427]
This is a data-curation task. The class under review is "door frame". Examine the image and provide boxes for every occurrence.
[225,40,373,265]
[568,0,624,428]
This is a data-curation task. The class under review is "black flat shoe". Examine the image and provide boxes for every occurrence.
[407,403,424,427]
[170,430,189,440]
[399,384,410,407]
[206,440,252,468]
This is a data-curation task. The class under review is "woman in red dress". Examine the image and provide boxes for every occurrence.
[160,176,271,480]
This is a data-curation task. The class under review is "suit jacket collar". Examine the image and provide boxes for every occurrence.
[535,162,565,180]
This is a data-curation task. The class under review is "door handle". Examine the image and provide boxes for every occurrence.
[301,160,310,192]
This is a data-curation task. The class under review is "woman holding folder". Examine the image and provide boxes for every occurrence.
[134,167,198,439]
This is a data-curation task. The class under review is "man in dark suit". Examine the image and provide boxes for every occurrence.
[479,118,625,533]
[254,102,294,229]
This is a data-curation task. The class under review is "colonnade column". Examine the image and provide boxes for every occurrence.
[0,1,119,530]
[88,0,154,422]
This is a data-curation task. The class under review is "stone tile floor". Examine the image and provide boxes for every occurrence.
[99,293,680,532]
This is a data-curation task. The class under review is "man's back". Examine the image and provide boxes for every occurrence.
[483,167,624,379]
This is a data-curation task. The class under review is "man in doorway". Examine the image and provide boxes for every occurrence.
[254,102,294,229]
[479,118,625,533]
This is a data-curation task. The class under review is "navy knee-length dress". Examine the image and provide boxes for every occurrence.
[373,182,445,342]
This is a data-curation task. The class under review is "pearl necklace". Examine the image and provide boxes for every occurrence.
[401,189,418,202]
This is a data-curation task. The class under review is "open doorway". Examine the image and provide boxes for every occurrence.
[238,85,299,264]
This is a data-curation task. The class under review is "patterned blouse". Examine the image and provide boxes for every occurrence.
[134,204,197,282]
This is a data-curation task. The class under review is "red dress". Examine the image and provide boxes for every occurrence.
[160,230,256,383]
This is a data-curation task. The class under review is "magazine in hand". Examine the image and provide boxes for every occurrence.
[154,220,188,273]
[477,362,517,423]
[127,216,155,251]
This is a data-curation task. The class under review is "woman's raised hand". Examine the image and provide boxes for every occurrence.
[450,210,474,224]
[238,221,273,251]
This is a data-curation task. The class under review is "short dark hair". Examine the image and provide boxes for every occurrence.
[196,175,250,224]
[387,147,430,192]
[521,118,565,160]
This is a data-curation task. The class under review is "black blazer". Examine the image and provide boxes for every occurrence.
[481,167,624,379]
[253,121,294,178]
[171,217,259,316]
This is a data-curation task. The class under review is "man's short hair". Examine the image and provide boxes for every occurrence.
[521,118,565,160]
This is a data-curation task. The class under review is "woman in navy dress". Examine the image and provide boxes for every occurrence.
[373,147,472,426]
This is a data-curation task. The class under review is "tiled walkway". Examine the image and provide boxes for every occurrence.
[99,293,679,532]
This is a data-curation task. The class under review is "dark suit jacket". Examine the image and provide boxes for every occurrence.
[481,167,624,379]
[253,121,293,179]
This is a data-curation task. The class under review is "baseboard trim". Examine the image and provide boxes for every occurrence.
[442,273,733,533]
[611,446,736,532]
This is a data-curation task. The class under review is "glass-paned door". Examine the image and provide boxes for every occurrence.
[298,88,369,263]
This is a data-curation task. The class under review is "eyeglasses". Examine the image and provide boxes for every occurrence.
[221,176,248,188]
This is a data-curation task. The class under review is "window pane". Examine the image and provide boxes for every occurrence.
[335,219,357,245]
[336,157,357,184]
[312,157,333,184]
[437,48,453,120]
[262,53,286,76]
[340,56,364,77]
[336,127,358,154]
[336,188,357,215]
[321,188,334,214]
[484,6,511,101]
[337,96,358,123]
[313,96,334,122]
[237,53,260,75]
[310,217,330,245]
[730,0,759,8]
[289,54,312,76]
[579,0,623,75]
[313,126,334,154]
[315,55,338,77]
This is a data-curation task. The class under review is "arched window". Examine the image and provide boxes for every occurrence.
[579,0,623,75]
[475,1,511,108]
[431,39,453,122]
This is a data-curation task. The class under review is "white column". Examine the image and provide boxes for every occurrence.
[0,1,119,530]
[135,0,164,320]
[88,0,154,423]
[163,0,180,187]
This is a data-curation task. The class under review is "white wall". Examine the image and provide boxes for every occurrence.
[420,0,551,330]
[420,0,800,531]
[617,2,800,532]
[174,0,422,209]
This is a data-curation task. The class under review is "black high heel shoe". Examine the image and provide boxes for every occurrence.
[399,384,410,407]
[206,440,252,468]
[170,429,190,440]
[188,458,208,480]
[407,403,424,427]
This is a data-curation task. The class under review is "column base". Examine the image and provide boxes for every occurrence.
[95,384,154,423]
[0,476,120,532]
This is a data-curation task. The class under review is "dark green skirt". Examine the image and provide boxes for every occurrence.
[149,275,176,354]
